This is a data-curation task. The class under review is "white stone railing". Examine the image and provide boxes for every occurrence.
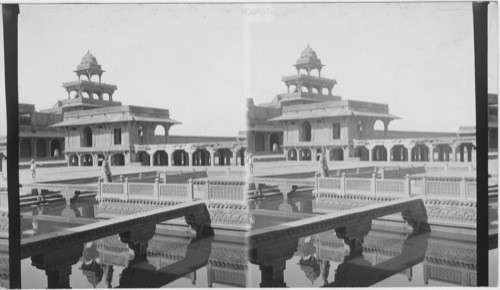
[421,177,476,201]
[207,181,246,205]
[248,177,315,187]
[315,173,410,198]
[98,178,246,204]
[315,173,476,201]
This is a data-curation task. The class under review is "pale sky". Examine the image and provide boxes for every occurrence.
[0,2,498,137]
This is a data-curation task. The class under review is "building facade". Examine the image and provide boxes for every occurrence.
[247,46,477,163]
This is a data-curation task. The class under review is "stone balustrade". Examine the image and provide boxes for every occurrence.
[315,173,411,199]
[315,173,476,201]
[98,178,246,205]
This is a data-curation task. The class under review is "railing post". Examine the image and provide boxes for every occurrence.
[138,172,143,181]
[341,172,346,196]
[469,163,474,171]
[97,177,101,198]
[124,177,129,201]
[206,180,211,200]
[188,178,194,201]
[154,177,159,200]
[460,177,467,200]
[314,172,319,197]
[356,168,360,176]
[404,174,411,196]
[119,175,124,182]
[381,166,385,179]
[445,162,449,171]
[421,176,427,198]
[371,173,377,197]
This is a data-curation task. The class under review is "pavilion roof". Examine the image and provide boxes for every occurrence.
[268,108,400,122]
[51,114,181,127]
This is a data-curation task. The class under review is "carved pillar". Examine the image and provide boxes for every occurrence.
[31,244,84,289]
[402,203,429,234]
[335,219,372,256]
[366,145,374,162]
[119,224,156,262]
[278,184,295,200]
[231,150,238,166]
[384,144,392,161]
[404,145,414,162]
[259,260,287,287]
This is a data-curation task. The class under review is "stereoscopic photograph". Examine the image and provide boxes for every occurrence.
[0,1,497,288]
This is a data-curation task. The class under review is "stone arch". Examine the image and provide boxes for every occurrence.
[329,148,344,161]
[373,120,384,131]
[154,124,168,143]
[254,133,265,152]
[300,121,312,142]
[269,133,280,152]
[457,142,475,162]
[299,148,312,161]
[354,146,369,161]
[153,150,168,166]
[111,153,125,166]
[135,151,150,166]
[20,139,31,159]
[173,150,189,166]
[50,139,62,158]
[390,145,408,161]
[36,139,46,158]
[192,149,210,166]
[82,127,93,148]
[372,145,387,161]
[433,144,452,162]
[411,144,429,161]
[81,154,93,166]
[215,149,232,166]
[288,148,297,161]
[69,154,79,166]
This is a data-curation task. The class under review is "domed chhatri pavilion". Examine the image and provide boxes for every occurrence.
[247,45,478,164]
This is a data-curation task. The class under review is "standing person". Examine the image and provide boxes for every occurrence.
[319,151,329,177]
[53,148,59,159]
[248,153,254,175]
[102,154,112,182]
[30,159,36,180]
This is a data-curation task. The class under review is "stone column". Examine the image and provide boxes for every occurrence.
[231,150,238,166]
[427,144,435,162]
[31,244,84,289]
[384,144,392,162]
[47,138,52,159]
[93,153,99,167]
[404,145,414,162]
[259,260,287,287]
[77,153,82,167]
[186,150,194,166]
[366,146,374,162]
[335,219,372,256]
[383,120,390,138]
[119,224,156,262]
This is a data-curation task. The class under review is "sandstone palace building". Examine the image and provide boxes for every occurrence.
[247,46,486,163]
[1,52,245,168]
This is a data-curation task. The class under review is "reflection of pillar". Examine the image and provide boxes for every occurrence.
[119,224,156,261]
[31,244,84,289]
[260,260,287,287]
[335,219,372,256]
